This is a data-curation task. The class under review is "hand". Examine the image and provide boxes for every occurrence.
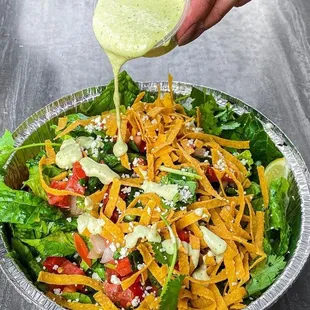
[176,0,251,46]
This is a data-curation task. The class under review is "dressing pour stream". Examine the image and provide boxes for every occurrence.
[93,0,186,157]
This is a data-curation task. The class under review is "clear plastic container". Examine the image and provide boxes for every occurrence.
[145,0,191,57]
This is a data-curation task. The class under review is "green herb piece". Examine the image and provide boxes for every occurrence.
[61,292,93,304]
[79,71,139,115]
[246,255,286,297]
[151,242,173,266]
[21,232,75,259]
[159,275,185,310]
[159,166,202,180]
[159,214,183,303]
[128,250,143,271]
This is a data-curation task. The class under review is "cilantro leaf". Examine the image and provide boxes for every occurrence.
[151,242,173,266]
[246,255,286,297]
[159,275,185,310]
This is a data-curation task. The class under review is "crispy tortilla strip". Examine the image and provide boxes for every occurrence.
[225,169,245,225]
[188,197,240,210]
[104,179,121,218]
[223,287,247,306]
[46,293,103,310]
[45,139,56,164]
[176,211,209,231]
[188,269,227,285]
[137,294,159,310]
[249,253,267,271]
[147,106,165,118]
[246,197,256,244]
[209,284,228,310]
[106,114,118,137]
[196,107,201,128]
[191,283,216,307]
[54,118,92,140]
[184,132,250,149]
[188,224,207,248]
[39,156,84,197]
[223,244,238,290]
[255,211,265,253]
[127,193,161,208]
[38,272,103,291]
[121,260,153,290]
[139,200,156,226]
[230,303,246,309]
[51,171,68,181]
[89,185,109,204]
[138,243,167,286]
[179,250,190,275]
[120,153,131,170]
[93,291,118,310]
[147,153,155,181]
[178,144,220,198]
[116,196,126,213]
[257,165,269,209]
[56,116,68,132]
[120,178,143,188]
[99,213,124,244]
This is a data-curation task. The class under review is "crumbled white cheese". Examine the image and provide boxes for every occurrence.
[110,275,121,285]
[131,296,141,307]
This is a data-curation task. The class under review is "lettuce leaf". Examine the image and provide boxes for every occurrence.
[264,177,290,256]
[79,71,139,116]
[21,231,75,258]
[23,161,47,200]
[0,176,63,225]
[246,255,286,297]
[0,130,15,174]
[223,113,282,166]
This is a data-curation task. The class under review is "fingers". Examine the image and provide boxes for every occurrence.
[177,0,251,46]
[176,0,216,46]
[202,0,235,31]
[235,0,251,7]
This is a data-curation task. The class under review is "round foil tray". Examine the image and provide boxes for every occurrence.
[1,82,310,310]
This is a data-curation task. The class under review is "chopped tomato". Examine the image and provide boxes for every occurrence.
[110,209,119,223]
[47,180,70,208]
[62,285,77,293]
[206,166,233,183]
[102,184,112,206]
[43,257,67,273]
[61,260,85,276]
[73,233,92,267]
[104,276,144,308]
[133,135,146,153]
[178,230,190,243]
[66,163,86,195]
[116,257,133,277]
[105,266,119,282]
[72,162,86,179]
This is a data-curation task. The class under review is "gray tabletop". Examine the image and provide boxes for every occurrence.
[0,0,310,309]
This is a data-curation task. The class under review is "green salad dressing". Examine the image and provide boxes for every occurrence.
[93,0,185,157]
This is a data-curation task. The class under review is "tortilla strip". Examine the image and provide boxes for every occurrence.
[93,291,118,310]
[51,171,68,181]
[183,132,250,149]
[223,287,247,306]
[54,118,92,140]
[56,116,68,132]
[38,272,103,291]
[120,153,131,170]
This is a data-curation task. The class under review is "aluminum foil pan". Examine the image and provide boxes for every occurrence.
[1,82,310,310]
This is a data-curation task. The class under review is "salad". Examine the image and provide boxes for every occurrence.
[0,72,292,310]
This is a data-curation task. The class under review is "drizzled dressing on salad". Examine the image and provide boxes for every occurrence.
[93,0,186,157]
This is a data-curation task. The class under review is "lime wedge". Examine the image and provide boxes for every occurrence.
[264,158,289,188]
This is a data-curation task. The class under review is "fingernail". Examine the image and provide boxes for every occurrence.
[177,22,199,46]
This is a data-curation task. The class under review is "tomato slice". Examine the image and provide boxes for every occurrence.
[116,257,133,277]
[48,180,70,208]
[61,260,85,276]
[66,166,86,195]
[178,230,190,243]
[104,276,144,308]
[73,233,92,268]
[133,135,146,153]
[72,162,86,179]
[43,257,67,273]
